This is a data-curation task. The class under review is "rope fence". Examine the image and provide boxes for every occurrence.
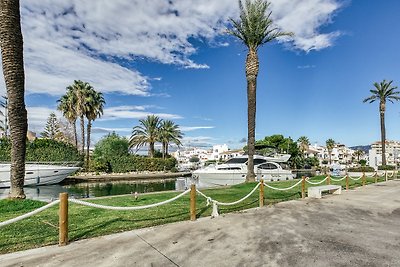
[0,170,397,247]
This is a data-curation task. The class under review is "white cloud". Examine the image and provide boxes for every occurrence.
[179,126,215,132]
[100,105,183,121]
[270,0,342,51]
[181,136,215,147]
[91,127,132,134]
[0,0,341,97]
[26,106,60,132]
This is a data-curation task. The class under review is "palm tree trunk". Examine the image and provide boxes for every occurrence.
[80,115,85,155]
[0,0,27,199]
[149,142,154,158]
[86,120,91,169]
[380,109,386,166]
[165,142,169,157]
[245,48,259,182]
[73,119,77,148]
[162,142,166,159]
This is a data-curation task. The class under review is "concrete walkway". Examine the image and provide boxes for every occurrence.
[2,180,400,267]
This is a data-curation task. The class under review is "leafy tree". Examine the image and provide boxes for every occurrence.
[130,115,161,158]
[41,112,62,140]
[85,88,105,167]
[189,156,200,163]
[158,120,183,159]
[326,139,335,165]
[359,159,367,166]
[363,80,400,165]
[228,0,292,182]
[0,0,27,198]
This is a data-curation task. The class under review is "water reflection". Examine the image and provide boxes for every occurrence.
[0,178,190,201]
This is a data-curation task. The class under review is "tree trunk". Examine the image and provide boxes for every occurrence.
[149,142,154,158]
[0,0,27,199]
[86,120,91,169]
[380,107,386,166]
[245,48,259,182]
[165,142,169,158]
[80,115,85,155]
[73,119,77,148]
[161,142,166,159]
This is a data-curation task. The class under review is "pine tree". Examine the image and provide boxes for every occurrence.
[41,112,62,140]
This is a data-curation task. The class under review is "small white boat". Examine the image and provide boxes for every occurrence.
[0,164,80,188]
[192,155,294,187]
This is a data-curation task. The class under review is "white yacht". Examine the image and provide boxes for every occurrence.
[0,164,80,188]
[192,155,294,187]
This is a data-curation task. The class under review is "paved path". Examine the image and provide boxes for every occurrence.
[2,180,400,266]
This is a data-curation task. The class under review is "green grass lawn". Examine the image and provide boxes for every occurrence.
[0,174,393,254]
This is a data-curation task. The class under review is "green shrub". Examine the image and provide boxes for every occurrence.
[359,159,367,166]
[348,166,375,172]
[0,137,82,163]
[378,165,396,170]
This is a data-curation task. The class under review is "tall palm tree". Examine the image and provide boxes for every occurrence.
[326,139,335,165]
[85,88,105,166]
[363,80,400,166]
[57,88,78,147]
[297,136,310,156]
[227,0,292,182]
[0,0,27,199]
[158,120,183,159]
[65,80,93,154]
[130,115,161,158]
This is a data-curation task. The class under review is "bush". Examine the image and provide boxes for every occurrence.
[0,138,82,163]
[359,159,367,166]
[378,165,396,170]
[348,166,375,172]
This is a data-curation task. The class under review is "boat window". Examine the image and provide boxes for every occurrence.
[224,158,247,164]
[258,163,278,170]
[217,167,242,170]
[253,159,267,165]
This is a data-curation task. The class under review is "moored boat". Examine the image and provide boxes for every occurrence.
[192,155,294,187]
[0,164,80,188]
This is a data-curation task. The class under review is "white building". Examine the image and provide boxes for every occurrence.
[369,140,400,169]
[305,143,356,168]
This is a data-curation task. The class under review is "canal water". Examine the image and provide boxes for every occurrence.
[0,178,191,201]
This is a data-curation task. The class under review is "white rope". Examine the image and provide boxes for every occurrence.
[69,189,191,210]
[349,175,362,181]
[0,200,60,228]
[263,179,303,191]
[376,172,385,177]
[365,172,377,178]
[387,171,395,178]
[196,182,260,207]
[330,176,347,182]
[306,177,328,185]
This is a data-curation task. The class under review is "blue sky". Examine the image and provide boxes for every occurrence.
[1,0,400,149]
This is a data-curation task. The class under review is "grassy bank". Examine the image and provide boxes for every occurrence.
[0,174,392,254]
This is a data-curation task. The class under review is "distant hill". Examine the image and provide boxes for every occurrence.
[350,145,371,154]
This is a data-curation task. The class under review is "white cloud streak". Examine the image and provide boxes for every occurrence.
[179,126,215,132]
[100,105,183,121]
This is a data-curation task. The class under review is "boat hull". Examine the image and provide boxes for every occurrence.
[193,169,295,187]
[0,164,80,188]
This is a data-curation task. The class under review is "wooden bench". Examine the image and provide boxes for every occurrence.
[308,185,342,199]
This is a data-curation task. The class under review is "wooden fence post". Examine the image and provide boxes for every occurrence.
[259,180,264,207]
[190,184,196,221]
[59,192,68,246]
[301,176,306,199]
[362,172,365,187]
[374,172,377,183]
[345,175,349,191]
[327,173,331,185]
[385,171,388,182]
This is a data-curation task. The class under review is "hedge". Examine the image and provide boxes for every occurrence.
[378,165,396,170]
[348,166,375,172]
[0,138,82,163]
[91,155,177,173]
